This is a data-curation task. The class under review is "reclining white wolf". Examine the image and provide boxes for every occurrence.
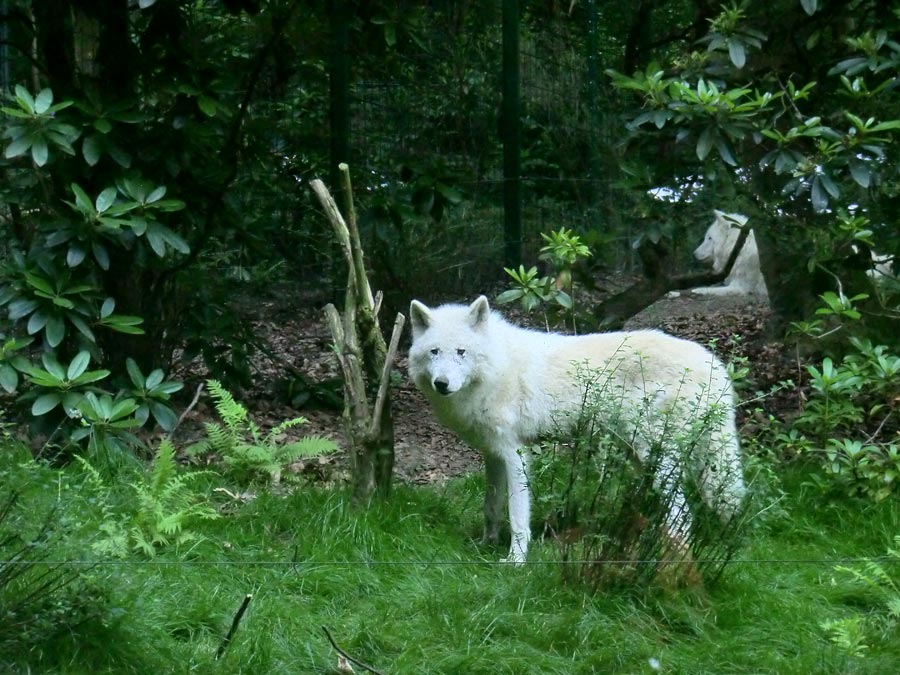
[691,211,768,299]
[691,210,894,298]
[408,296,746,563]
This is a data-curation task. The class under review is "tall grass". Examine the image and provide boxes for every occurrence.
[3,442,900,674]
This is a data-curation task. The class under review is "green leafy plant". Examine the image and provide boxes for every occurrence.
[72,392,143,468]
[824,535,900,657]
[821,616,870,658]
[496,264,558,313]
[1,85,187,446]
[125,358,183,431]
[0,334,32,393]
[2,86,78,166]
[788,303,900,500]
[187,379,338,485]
[496,227,592,332]
[79,438,219,558]
[22,350,111,417]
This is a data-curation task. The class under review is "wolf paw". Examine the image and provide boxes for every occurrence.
[500,556,525,566]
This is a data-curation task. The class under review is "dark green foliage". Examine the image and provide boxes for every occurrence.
[606,1,900,331]
[0,489,108,663]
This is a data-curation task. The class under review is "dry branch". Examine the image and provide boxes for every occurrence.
[311,168,404,501]
[322,625,385,675]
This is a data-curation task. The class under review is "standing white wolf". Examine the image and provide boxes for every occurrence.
[408,296,745,563]
[692,211,769,299]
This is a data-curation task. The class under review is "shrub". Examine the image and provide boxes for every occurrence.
[497,227,593,332]
[791,336,900,501]
[530,364,747,594]
[0,85,185,450]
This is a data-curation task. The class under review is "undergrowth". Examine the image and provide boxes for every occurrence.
[4,437,900,674]
[186,379,338,485]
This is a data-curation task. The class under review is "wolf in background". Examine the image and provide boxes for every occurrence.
[691,211,769,299]
[691,210,894,298]
[408,296,746,563]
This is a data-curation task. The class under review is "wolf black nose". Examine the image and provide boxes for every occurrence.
[433,378,450,395]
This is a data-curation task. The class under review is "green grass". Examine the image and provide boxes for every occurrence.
[3,444,900,675]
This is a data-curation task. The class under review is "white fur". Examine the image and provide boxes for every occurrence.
[408,296,746,563]
[692,211,768,299]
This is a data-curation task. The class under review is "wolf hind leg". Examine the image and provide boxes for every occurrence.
[700,412,746,520]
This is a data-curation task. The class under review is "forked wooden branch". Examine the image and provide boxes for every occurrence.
[323,303,369,423]
[311,168,403,499]
[369,312,406,439]
[338,163,375,310]
[310,178,354,267]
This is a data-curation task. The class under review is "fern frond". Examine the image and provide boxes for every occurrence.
[205,422,235,454]
[149,438,178,497]
[74,455,106,489]
[206,379,249,432]
[279,435,339,462]
[886,596,900,618]
[268,416,310,440]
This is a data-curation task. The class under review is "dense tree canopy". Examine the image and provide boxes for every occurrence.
[0,0,897,451]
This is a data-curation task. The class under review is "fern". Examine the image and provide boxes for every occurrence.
[827,534,900,650]
[206,379,250,432]
[193,379,338,485]
[281,436,339,463]
[82,439,219,558]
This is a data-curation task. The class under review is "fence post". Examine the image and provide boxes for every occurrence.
[328,0,352,299]
[329,0,351,196]
[502,0,522,269]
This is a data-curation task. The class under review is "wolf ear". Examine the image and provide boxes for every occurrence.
[409,300,432,338]
[468,295,491,330]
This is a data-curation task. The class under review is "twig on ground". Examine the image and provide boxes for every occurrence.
[171,382,204,435]
[863,410,893,445]
[215,593,253,660]
[321,625,385,675]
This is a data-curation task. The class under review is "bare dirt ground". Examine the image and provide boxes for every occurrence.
[174,289,788,486]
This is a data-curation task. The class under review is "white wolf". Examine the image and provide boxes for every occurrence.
[691,210,894,298]
[691,211,769,299]
[408,296,746,563]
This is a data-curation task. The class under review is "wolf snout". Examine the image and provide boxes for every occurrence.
[433,377,452,395]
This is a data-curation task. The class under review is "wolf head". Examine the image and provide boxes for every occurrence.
[694,211,748,273]
[408,296,495,397]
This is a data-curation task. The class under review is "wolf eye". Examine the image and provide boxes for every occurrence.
[456,348,466,357]
[430,348,439,355]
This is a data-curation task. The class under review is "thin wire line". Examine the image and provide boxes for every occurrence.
[2,557,892,567]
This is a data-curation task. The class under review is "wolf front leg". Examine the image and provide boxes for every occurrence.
[482,453,506,546]
[690,284,747,296]
[500,446,531,564]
